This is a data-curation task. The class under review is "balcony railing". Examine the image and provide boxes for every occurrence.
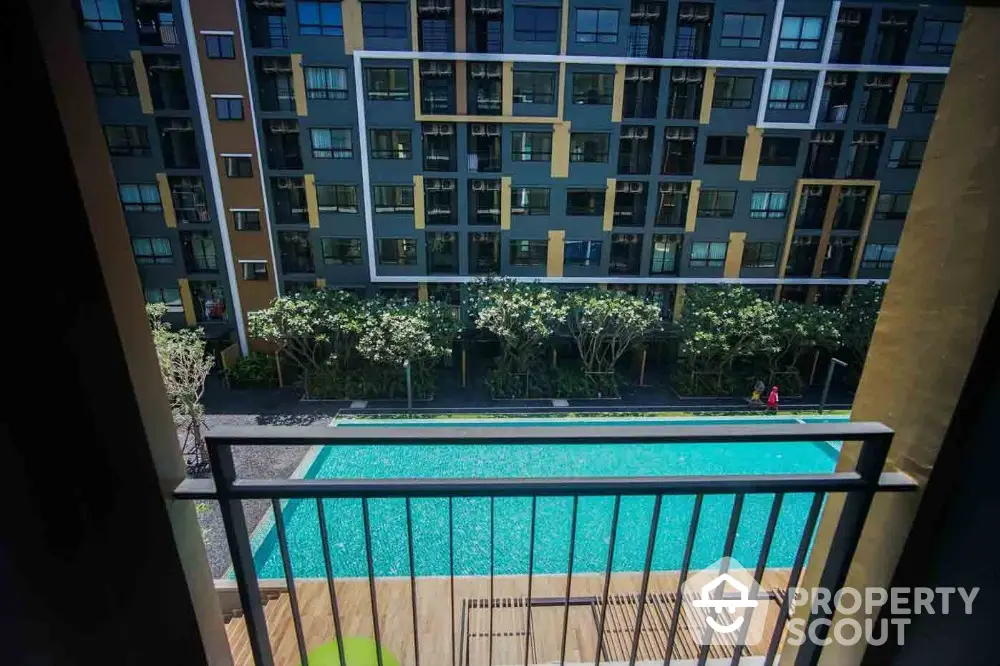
[176,422,916,666]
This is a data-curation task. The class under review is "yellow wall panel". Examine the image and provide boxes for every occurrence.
[418,283,428,302]
[547,230,565,277]
[501,176,512,230]
[888,73,911,129]
[603,178,616,231]
[178,278,196,326]
[611,65,626,122]
[551,122,571,178]
[341,0,364,53]
[130,50,153,114]
[157,173,176,228]
[291,54,308,117]
[502,62,514,116]
[685,180,702,231]
[304,174,319,228]
[739,126,763,181]
[700,68,717,124]
[413,174,425,230]
[724,231,747,278]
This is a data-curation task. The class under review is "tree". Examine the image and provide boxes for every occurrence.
[840,283,885,365]
[759,301,842,391]
[147,304,215,472]
[564,288,661,376]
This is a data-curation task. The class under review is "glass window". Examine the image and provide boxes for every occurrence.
[511,187,550,215]
[118,184,162,212]
[861,243,898,269]
[572,73,614,104]
[373,185,414,213]
[569,133,610,163]
[564,240,602,267]
[697,190,737,217]
[918,20,960,55]
[742,242,780,268]
[132,237,173,265]
[310,128,353,158]
[575,8,619,44]
[513,71,556,104]
[145,286,183,311]
[875,192,911,220]
[278,231,315,273]
[704,136,745,165]
[378,238,418,264]
[104,125,151,157]
[365,68,410,100]
[304,66,348,100]
[223,156,253,178]
[205,34,235,59]
[510,240,548,266]
[370,129,412,159]
[690,241,728,267]
[362,2,408,39]
[768,78,811,110]
[298,1,343,36]
[316,184,358,213]
[779,16,824,50]
[514,6,560,42]
[81,0,124,31]
[759,137,800,166]
[712,76,755,109]
[88,62,136,96]
[903,81,944,114]
[214,97,243,121]
[169,176,211,223]
[511,131,553,162]
[720,13,764,48]
[322,238,363,264]
[190,280,228,321]
[650,234,682,274]
[888,140,926,168]
[749,191,789,219]
[566,189,606,216]
[232,210,261,230]
[241,261,269,281]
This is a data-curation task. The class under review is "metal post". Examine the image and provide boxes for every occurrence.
[819,357,847,413]
[403,359,412,411]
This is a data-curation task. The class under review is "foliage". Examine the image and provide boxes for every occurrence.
[564,289,661,376]
[677,286,781,368]
[147,304,215,472]
[840,283,885,363]
[225,352,279,389]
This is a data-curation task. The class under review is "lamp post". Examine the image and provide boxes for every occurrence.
[403,359,412,411]
[820,357,848,413]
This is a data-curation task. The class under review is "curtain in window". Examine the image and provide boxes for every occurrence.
[770,79,791,101]
[120,186,142,206]
[306,67,344,91]
[151,238,172,257]
[690,243,708,262]
[311,129,333,151]
[709,242,728,263]
[139,184,160,204]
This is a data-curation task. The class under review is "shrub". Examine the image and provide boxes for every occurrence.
[225,352,279,389]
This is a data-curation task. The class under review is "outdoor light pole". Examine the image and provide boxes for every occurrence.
[403,359,412,411]
[819,357,848,414]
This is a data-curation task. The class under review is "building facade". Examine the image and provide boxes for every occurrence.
[78,0,959,351]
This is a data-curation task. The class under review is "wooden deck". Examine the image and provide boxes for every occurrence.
[225,570,792,666]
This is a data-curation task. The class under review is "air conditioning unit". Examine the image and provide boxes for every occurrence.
[810,131,837,144]
[472,180,486,191]
[664,127,696,141]
[803,185,826,197]
[660,182,689,194]
[825,73,850,87]
[485,124,501,136]
[621,127,650,139]
[471,124,486,136]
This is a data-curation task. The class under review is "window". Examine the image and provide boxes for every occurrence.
[316,184,359,213]
[513,71,556,104]
[903,81,943,114]
[768,79,811,110]
[181,231,218,272]
[572,73,614,104]
[720,13,764,48]
[704,135,745,165]
[650,235,682,274]
[131,237,173,265]
[742,242,780,268]
[298,1,343,36]
[189,281,228,321]
[511,187,550,215]
[80,0,123,31]
[170,177,211,223]
[221,156,251,178]
[373,185,414,213]
[145,286,183,311]
[118,184,162,212]
[861,243,898,269]
[426,232,458,274]
[697,190,737,218]
[569,133,610,163]
[278,231,315,273]
[370,129,412,159]
[241,261,269,281]
[205,34,235,59]
[158,118,198,168]
[365,68,409,100]
[322,238,363,264]
[378,238,417,265]
[514,6,559,42]
[875,192,911,220]
[690,241,728,267]
[779,17,824,50]
[918,20,960,55]
[470,233,500,273]
[362,2,407,39]
[511,131,553,162]
[304,66,348,100]
[232,210,261,230]
[888,139,926,168]
[564,241,603,267]
[214,97,244,120]
[89,62,136,96]
[749,191,789,219]
[510,240,548,266]
[712,76,754,109]
[656,184,689,227]
[759,137,800,166]
[575,9,619,44]
[566,189,606,216]
[310,128,353,158]
[104,125,150,157]
[662,128,698,174]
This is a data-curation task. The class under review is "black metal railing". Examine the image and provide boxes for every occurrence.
[175,422,915,666]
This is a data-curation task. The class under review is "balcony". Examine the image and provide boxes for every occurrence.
[135,3,178,47]
[468,0,503,53]
[176,422,913,666]
[247,1,288,48]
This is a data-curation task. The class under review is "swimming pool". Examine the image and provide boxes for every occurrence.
[250,417,845,579]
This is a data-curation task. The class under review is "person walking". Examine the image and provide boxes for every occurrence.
[766,385,780,413]
[750,380,765,407]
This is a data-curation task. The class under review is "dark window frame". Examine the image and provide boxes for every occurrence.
[373,184,415,213]
[365,67,410,100]
[511,131,553,162]
[80,0,124,31]
[511,187,551,215]
[310,127,354,159]
[316,184,359,213]
[875,191,912,220]
[131,236,174,265]
[704,135,746,165]
[689,240,729,267]
[514,6,560,42]
[563,240,603,267]
[509,239,549,267]
[917,19,960,55]
[118,183,162,213]
[697,189,737,218]
[303,66,349,100]
[298,0,344,36]
[759,136,800,166]
[749,190,789,219]
[779,16,824,50]
[572,73,614,105]
[223,156,254,178]
[241,261,269,281]
[362,2,408,39]
[861,243,898,269]
[903,80,943,114]
[513,71,556,104]
[321,237,364,265]
[377,237,419,265]
[214,97,244,121]
[719,13,764,48]
[104,125,151,157]
[575,8,620,44]
[887,139,926,168]
[768,78,812,110]
[369,129,413,159]
[742,242,781,268]
[712,76,755,109]
[88,61,136,96]
[205,34,236,59]
[232,210,262,231]
[569,132,610,163]
[649,234,682,275]
[566,189,607,216]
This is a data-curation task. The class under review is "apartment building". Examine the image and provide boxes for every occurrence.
[79,0,960,351]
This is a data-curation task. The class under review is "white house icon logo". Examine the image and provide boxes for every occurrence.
[691,572,759,633]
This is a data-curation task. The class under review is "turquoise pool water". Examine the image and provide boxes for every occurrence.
[251,418,843,579]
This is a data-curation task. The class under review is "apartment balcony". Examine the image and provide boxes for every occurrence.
[247,1,289,49]
[135,3,178,47]
[176,422,914,666]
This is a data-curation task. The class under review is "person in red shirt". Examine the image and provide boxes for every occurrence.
[767,386,779,413]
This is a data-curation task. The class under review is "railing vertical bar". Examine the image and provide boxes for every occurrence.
[629,495,663,666]
[731,493,785,666]
[449,497,456,666]
[764,491,825,666]
[208,442,275,666]
[593,495,623,666]
[697,493,746,666]
[406,498,421,666]
[362,498,385,666]
[524,496,538,666]
[559,496,580,666]
[316,499,346,666]
[663,494,704,666]
[489,496,495,666]
[272,499,309,666]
